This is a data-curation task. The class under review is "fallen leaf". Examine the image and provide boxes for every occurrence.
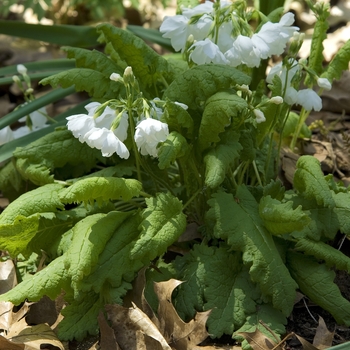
[97,311,120,350]
[312,316,334,349]
[237,328,281,350]
[294,333,319,350]
[106,303,171,350]
[154,279,211,350]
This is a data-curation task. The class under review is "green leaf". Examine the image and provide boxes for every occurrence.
[64,211,134,292]
[80,211,143,293]
[0,254,71,304]
[13,129,103,186]
[207,187,298,315]
[131,192,186,263]
[295,238,350,272]
[59,177,142,206]
[0,20,99,48]
[0,183,63,225]
[40,68,121,100]
[204,131,242,189]
[234,303,286,349]
[259,195,310,235]
[163,65,250,110]
[158,131,189,170]
[163,100,194,137]
[293,155,334,208]
[322,40,350,82]
[97,24,173,90]
[63,46,123,76]
[304,13,329,86]
[198,92,247,152]
[287,251,350,326]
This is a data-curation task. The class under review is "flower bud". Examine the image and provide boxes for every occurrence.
[17,64,27,75]
[270,96,284,104]
[253,109,266,123]
[12,75,21,84]
[110,72,122,82]
[317,77,332,91]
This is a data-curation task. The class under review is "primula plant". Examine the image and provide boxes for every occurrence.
[1,0,350,348]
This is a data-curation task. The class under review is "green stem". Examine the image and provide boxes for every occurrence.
[252,160,262,187]
[290,107,310,151]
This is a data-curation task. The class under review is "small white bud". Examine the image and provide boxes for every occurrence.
[17,64,27,75]
[12,75,21,83]
[124,66,133,76]
[110,72,122,82]
[253,109,266,123]
[317,77,332,91]
[26,88,34,94]
[174,101,188,110]
[270,96,284,104]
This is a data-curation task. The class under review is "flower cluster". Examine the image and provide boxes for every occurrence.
[160,1,299,67]
[66,70,176,159]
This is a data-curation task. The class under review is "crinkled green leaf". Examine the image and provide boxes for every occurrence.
[287,251,350,326]
[59,177,142,205]
[13,129,103,186]
[97,24,173,90]
[204,131,242,189]
[259,195,310,235]
[163,65,250,110]
[333,191,350,235]
[41,68,121,100]
[174,245,260,338]
[131,192,186,263]
[295,238,350,272]
[80,211,143,292]
[207,187,298,315]
[239,129,256,162]
[198,92,247,152]
[163,100,194,137]
[294,155,334,208]
[158,131,189,170]
[64,211,134,292]
[234,303,286,349]
[0,254,71,304]
[322,40,350,82]
[263,179,285,201]
[304,14,329,86]
[63,46,123,77]
[0,183,63,224]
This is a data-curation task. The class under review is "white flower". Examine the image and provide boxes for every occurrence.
[182,1,214,17]
[217,21,235,52]
[317,77,332,91]
[0,126,14,145]
[190,39,229,65]
[252,13,299,59]
[135,118,169,157]
[296,89,322,111]
[225,35,261,67]
[160,15,193,52]
[253,109,266,123]
[85,127,129,158]
[19,106,48,127]
[17,64,27,75]
[112,111,129,142]
[66,113,95,142]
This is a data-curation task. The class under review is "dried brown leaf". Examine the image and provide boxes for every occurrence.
[0,335,25,350]
[154,279,211,350]
[237,329,281,350]
[106,303,171,350]
[97,311,120,350]
[294,334,319,350]
[312,316,334,349]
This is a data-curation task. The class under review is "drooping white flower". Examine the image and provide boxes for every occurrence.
[296,89,322,111]
[112,111,129,142]
[317,77,332,91]
[253,109,266,123]
[0,126,14,145]
[251,13,299,59]
[182,1,214,17]
[225,35,261,67]
[190,38,229,65]
[19,106,48,128]
[134,118,169,157]
[66,113,95,142]
[217,21,235,52]
[84,127,129,158]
